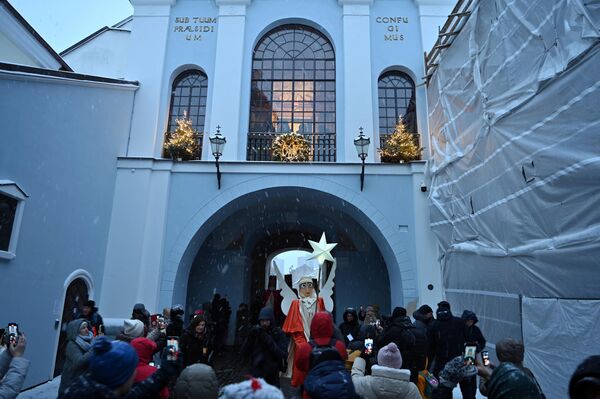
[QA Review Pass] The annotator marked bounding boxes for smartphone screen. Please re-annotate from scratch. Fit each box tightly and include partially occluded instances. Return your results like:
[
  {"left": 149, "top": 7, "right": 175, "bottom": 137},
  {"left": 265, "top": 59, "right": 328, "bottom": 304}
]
[
  {"left": 482, "top": 350, "right": 490, "bottom": 366},
  {"left": 365, "top": 338, "right": 373, "bottom": 355},
  {"left": 464, "top": 345, "right": 477, "bottom": 364},
  {"left": 8, "top": 323, "right": 18, "bottom": 345},
  {"left": 151, "top": 314, "right": 159, "bottom": 328},
  {"left": 167, "top": 337, "right": 179, "bottom": 361}
]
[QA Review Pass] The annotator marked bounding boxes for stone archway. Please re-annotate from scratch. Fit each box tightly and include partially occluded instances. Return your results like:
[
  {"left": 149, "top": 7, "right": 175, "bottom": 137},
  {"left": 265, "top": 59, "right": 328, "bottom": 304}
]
[
  {"left": 159, "top": 176, "right": 417, "bottom": 314},
  {"left": 184, "top": 187, "right": 392, "bottom": 346}
]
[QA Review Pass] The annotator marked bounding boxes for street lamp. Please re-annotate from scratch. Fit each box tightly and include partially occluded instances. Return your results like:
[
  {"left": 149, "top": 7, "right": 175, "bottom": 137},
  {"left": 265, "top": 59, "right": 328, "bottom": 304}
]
[
  {"left": 209, "top": 126, "right": 226, "bottom": 189},
  {"left": 353, "top": 127, "right": 370, "bottom": 191}
]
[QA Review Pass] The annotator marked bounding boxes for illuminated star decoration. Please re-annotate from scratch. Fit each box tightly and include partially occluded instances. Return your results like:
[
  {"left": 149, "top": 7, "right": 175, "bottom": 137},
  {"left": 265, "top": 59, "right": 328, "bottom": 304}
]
[{"left": 307, "top": 233, "right": 337, "bottom": 265}]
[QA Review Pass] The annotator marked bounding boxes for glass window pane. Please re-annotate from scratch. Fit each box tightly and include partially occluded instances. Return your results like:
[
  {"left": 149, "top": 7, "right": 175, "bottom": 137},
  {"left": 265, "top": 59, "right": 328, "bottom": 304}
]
[{"left": 248, "top": 24, "right": 336, "bottom": 160}]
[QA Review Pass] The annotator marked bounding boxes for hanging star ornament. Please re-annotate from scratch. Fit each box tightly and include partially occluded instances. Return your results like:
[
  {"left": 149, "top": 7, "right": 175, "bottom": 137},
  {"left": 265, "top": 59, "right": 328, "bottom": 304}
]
[{"left": 307, "top": 233, "right": 337, "bottom": 265}]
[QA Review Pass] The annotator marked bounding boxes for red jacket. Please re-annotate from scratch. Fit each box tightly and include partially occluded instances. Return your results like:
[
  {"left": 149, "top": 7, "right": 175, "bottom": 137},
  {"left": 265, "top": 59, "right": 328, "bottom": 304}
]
[
  {"left": 130, "top": 338, "right": 169, "bottom": 399},
  {"left": 294, "top": 312, "right": 347, "bottom": 398}
]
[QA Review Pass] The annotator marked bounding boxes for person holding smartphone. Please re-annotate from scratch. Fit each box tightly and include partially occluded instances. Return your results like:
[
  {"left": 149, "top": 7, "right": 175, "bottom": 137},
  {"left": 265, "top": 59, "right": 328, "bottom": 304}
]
[
  {"left": 0, "top": 327, "right": 29, "bottom": 399},
  {"left": 461, "top": 310, "right": 486, "bottom": 399},
  {"left": 180, "top": 314, "right": 214, "bottom": 367}
]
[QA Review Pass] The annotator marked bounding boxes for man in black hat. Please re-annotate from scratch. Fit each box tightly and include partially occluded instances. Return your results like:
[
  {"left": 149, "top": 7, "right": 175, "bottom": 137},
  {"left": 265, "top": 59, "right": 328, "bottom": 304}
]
[
  {"left": 77, "top": 300, "right": 104, "bottom": 336},
  {"left": 429, "top": 301, "right": 466, "bottom": 379}
]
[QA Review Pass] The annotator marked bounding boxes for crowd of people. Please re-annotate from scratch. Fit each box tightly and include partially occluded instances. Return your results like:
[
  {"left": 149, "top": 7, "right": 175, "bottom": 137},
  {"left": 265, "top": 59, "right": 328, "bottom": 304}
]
[{"left": 0, "top": 298, "right": 599, "bottom": 399}]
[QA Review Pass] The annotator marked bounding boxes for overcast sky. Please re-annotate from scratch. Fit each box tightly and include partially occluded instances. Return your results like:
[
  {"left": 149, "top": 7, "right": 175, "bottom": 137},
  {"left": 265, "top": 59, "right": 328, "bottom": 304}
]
[{"left": 8, "top": 0, "right": 133, "bottom": 53}]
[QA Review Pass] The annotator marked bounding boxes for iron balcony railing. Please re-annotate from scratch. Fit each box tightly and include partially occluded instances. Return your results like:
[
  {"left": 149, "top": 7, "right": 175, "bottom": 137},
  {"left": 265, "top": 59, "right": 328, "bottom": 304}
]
[{"left": 247, "top": 132, "right": 336, "bottom": 162}]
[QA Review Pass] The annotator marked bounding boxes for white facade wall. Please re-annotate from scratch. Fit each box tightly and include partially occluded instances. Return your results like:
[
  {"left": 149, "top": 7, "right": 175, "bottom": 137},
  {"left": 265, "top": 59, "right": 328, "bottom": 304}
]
[
  {"left": 0, "top": 70, "right": 136, "bottom": 388},
  {"left": 100, "top": 0, "right": 452, "bottom": 321},
  {"left": 0, "top": 30, "right": 39, "bottom": 67},
  {"left": 61, "top": 29, "right": 131, "bottom": 79}
]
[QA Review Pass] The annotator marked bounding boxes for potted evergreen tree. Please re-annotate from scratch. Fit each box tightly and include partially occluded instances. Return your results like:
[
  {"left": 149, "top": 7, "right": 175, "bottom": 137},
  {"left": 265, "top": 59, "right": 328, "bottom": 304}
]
[{"left": 378, "top": 118, "right": 423, "bottom": 163}]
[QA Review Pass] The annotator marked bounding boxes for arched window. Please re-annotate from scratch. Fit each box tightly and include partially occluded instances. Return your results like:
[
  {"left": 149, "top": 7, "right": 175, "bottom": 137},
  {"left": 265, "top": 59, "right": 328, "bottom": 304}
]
[
  {"left": 166, "top": 70, "right": 208, "bottom": 159},
  {"left": 248, "top": 24, "right": 336, "bottom": 162},
  {"left": 378, "top": 71, "right": 417, "bottom": 147}
]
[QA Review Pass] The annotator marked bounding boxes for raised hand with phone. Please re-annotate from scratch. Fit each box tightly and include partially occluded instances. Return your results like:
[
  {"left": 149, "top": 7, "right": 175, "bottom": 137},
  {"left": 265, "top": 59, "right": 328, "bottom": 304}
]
[{"left": 0, "top": 324, "right": 30, "bottom": 398}]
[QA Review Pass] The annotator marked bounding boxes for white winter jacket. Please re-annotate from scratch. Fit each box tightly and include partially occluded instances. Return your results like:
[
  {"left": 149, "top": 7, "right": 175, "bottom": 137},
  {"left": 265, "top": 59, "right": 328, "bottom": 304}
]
[{"left": 351, "top": 357, "right": 421, "bottom": 399}]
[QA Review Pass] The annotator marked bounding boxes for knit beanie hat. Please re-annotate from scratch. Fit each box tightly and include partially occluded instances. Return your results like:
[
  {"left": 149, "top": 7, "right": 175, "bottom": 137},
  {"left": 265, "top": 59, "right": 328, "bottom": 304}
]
[
  {"left": 437, "top": 301, "right": 451, "bottom": 310},
  {"left": 220, "top": 378, "right": 284, "bottom": 399},
  {"left": 124, "top": 319, "right": 144, "bottom": 338},
  {"left": 418, "top": 304, "right": 433, "bottom": 314},
  {"left": 89, "top": 337, "right": 138, "bottom": 389},
  {"left": 377, "top": 342, "right": 403, "bottom": 369}
]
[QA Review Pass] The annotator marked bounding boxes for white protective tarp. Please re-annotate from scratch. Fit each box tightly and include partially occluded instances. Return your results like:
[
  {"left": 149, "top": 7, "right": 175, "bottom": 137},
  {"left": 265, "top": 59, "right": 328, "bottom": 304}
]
[
  {"left": 522, "top": 297, "right": 600, "bottom": 399},
  {"left": 426, "top": 0, "right": 600, "bottom": 391}
]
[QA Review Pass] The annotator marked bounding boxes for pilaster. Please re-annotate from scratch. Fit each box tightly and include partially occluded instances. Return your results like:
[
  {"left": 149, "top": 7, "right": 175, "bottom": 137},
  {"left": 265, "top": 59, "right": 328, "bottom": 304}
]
[
  {"left": 207, "top": 0, "right": 252, "bottom": 160},
  {"left": 339, "top": 0, "right": 375, "bottom": 162},
  {"left": 125, "top": 0, "right": 174, "bottom": 157}
]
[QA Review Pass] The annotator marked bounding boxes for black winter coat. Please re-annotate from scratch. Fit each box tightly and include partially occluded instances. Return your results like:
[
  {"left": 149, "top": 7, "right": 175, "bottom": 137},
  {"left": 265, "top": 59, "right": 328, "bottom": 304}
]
[
  {"left": 376, "top": 316, "right": 416, "bottom": 358},
  {"left": 413, "top": 309, "right": 435, "bottom": 365},
  {"left": 241, "top": 325, "right": 288, "bottom": 381},
  {"left": 339, "top": 308, "right": 361, "bottom": 346},
  {"left": 429, "top": 310, "right": 466, "bottom": 376},
  {"left": 180, "top": 328, "right": 213, "bottom": 367},
  {"left": 462, "top": 310, "right": 486, "bottom": 352},
  {"left": 166, "top": 317, "right": 184, "bottom": 338}
]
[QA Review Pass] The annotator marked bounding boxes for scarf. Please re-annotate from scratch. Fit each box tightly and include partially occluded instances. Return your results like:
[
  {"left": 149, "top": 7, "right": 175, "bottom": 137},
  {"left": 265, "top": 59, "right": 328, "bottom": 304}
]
[{"left": 75, "top": 332, "right": 93, "bottom": 352}]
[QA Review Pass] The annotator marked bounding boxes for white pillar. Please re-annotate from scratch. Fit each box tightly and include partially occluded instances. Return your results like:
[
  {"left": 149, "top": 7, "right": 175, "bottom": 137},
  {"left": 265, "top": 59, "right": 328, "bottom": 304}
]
[
  {"left": 414, "top": 0, "right": 456, "bottom": 54},
  {"left": 339, "top": 0, "right": 375, "bottom": 163},
  {"left": 207, "top": 0, "right": 251, "bottom": 161},
  {"left": 126, "top": 0, "right": 174, "bottom": 157},
  {"left": 100, "top": 162, "right": 171, "bottom": 317},
  {"left": 411, "top": 164, "right": 443, "bottom": 308}
]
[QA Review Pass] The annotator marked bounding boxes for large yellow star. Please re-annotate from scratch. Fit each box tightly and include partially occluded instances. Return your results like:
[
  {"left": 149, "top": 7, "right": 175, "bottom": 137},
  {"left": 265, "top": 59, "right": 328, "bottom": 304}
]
[{"left": 307, "top": 233, "right": 337, "bottom": 265}]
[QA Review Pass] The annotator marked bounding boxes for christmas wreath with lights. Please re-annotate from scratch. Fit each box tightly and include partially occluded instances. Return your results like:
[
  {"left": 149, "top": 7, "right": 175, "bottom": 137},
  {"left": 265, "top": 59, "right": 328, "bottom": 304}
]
[{"left": 271, "top": 132, "right": 310, "bottom": 162}]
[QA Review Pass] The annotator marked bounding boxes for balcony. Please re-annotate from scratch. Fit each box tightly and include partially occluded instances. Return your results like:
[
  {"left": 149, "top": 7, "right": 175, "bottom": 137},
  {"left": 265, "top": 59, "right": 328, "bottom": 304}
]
[{"left": 247, "top": 132, "right": 336, "bottom": 162}]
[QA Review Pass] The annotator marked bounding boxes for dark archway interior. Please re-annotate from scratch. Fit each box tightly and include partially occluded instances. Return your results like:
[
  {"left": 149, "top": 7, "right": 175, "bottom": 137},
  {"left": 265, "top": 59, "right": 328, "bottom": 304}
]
[{"left": 186, "top": 187, "right": 391, "bottom": 344}]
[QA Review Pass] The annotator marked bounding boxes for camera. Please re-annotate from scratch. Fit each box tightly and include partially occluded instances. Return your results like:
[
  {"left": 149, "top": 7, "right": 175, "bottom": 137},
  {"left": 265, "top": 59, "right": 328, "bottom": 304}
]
[{"left": 420, "top": 182, "right": 427, "bottom": 192}]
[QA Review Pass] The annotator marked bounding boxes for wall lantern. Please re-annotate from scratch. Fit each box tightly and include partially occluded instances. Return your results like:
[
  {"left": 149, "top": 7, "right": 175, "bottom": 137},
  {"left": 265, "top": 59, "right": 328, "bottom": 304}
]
[
  {"left": 209, "top": 126, "right": 226, "bottom": 189},
  {"left": 353, "top": 127, "right": 370, "bottom": 191}
]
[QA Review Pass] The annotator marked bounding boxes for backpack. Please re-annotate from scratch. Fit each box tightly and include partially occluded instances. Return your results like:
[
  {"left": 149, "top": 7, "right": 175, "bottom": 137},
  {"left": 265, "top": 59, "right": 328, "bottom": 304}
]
[{"left": 304, "top": 339, "right": 359, "bottom": 399}]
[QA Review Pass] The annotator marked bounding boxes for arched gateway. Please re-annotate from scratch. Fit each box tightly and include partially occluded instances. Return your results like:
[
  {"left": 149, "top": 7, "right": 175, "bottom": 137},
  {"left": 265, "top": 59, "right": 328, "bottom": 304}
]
[{"left": 159, "top": 176, "right": 418, "bottom": 333}]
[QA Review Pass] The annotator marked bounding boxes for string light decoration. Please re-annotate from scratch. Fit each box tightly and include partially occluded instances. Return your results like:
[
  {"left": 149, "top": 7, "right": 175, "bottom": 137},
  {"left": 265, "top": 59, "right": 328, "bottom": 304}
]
[
  {"left": 378, "top": 118, "right": 423, "bottom": 163},
  {"left": 271, "top": 132, "right": 310, "bottom": 162},
  {"left": 163, "top": 112, "right": 200, "bottom": 161}
]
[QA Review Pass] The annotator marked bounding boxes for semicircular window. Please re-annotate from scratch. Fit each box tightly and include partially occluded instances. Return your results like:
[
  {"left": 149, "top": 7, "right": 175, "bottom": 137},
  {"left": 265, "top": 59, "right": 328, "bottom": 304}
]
[
  {"left": 378, "top": 71, "right": 417, "bottom": 148},
  {"left": 165, "top": 70, "right": 208, "bottom": 159},
  {"left": 248, "top": 24, "right": 336, "bottom": 162}
]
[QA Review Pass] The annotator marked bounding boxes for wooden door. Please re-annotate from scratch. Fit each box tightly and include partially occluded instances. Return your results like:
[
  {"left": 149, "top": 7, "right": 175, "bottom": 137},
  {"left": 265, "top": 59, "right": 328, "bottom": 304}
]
[{"left": 53, "top": 278, "right": 88, "bottom": 377}]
